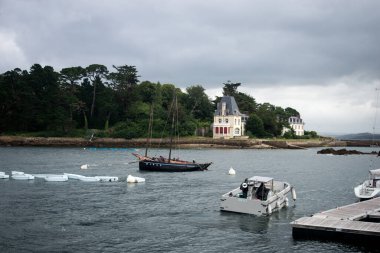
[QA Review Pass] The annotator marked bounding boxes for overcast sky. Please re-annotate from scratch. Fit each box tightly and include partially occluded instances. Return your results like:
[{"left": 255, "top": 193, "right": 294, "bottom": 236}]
[{"left": 1, "top": 0, "right": 380, "bottom": 134}]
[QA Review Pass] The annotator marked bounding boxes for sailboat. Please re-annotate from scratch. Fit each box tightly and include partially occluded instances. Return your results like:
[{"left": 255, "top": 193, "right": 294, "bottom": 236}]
[{"left": 132, "top": 94, "right": 212, "bottom": 172}]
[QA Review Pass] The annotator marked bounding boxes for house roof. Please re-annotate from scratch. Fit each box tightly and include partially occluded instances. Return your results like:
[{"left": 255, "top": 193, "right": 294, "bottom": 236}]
[{"left": 214, "top": 96, "right": 247, "bottom": 116}]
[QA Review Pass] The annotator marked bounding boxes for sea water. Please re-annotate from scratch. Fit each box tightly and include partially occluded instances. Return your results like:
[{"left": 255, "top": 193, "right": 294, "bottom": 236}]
[{"left": 0, "top": 146, "right": 379, "bottom": 252}]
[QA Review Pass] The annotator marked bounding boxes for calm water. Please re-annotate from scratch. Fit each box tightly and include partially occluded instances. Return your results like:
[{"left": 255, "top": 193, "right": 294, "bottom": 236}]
[{"left": 0, "top": 146, "right": 379, "bottom": 252}]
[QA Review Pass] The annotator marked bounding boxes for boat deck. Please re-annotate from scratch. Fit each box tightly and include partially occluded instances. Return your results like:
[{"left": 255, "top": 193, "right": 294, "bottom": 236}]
[{"left": 291, "top": 197, "right": 380, "bottom": 245}]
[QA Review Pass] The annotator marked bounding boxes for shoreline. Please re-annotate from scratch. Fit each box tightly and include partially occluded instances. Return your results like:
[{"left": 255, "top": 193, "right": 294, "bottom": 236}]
[{"left": 0, "top": 136, "right": 373, "bottom": 149}]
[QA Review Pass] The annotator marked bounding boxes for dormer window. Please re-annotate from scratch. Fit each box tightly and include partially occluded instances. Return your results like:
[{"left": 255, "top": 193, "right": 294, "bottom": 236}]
[
  {"left": 218, "top": 118, "right": 222, "bottom": 123},
  {"left": 225, "top": 119, "right": 228, "bottom": 123}
]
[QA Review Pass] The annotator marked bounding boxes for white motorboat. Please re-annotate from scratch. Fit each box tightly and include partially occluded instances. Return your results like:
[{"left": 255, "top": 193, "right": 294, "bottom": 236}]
[
  {"left": 44, "top": 174, "right": 68, "bottom": 182},
  {"left": 354, "top": 169, "right": 380, "bottom": 200},
  {"left": 220, "top": 176, "right": 296, "bottom": 216},
  {"left": 0, "top": 172, "right": 9, "bottom": 179},
  {"left": 12, "top": 173, "right": 34, "bottom": 180},
  {"left": 95, "top": 176, "right": 118, "bottom": 182},
  {"left": 64, "top": 173, "right": 86, "bottom": 180}
]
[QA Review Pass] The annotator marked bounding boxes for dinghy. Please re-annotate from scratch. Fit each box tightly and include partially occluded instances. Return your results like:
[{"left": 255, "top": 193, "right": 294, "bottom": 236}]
[
  {"left": 0, "top": 172, "right": 9, "bottom": 179},
  {"left": 220, "top": 176, "right": 296, "bottom": 216},
  {"left": 11, "top": 171, "right": 24, "bottom": 175},
  {"left": 12, "top": 173, "right": 34, "bottom": 180},
  {"left": 44, "top": 174, "right": 68, "bottom": 182},
  {"left": 33, "top": 174, "right": 51, "bottom": 179},
  {"left": 64, "top": 173, "right": 86, "bottom": 180},
  {"left": 79, "top": 176, "right": 100, "bottom": 182}
]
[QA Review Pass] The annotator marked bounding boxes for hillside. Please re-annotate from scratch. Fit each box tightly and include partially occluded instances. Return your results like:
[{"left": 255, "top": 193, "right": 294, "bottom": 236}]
[{"left": 335, "top": 132, "right": 380, "bottom": 140}]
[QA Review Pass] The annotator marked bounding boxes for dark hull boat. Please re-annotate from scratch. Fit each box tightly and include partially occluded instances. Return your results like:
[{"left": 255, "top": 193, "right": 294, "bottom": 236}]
[
  {"left": 133, "top": 154, "right": 211, "bottom": 172},
  {"left": 133, "top": 94, "right": 212, "bottom": 172}
]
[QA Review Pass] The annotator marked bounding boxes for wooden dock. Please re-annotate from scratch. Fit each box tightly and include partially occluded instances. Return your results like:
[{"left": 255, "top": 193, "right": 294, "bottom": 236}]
[{"left": 291, "top": 197, "right": 380, "bottom": 246}]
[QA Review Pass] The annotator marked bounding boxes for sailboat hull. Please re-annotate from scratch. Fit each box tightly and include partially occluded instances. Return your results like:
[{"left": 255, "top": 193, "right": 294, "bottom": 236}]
[{"left": 139, "top": 160, "right": 211, "bottom": 172}]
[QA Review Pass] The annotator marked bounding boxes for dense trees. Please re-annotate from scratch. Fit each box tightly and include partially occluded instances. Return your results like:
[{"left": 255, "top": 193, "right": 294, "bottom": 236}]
[{"left": 0, "top": 64, "right": 310, "bottom": 139}]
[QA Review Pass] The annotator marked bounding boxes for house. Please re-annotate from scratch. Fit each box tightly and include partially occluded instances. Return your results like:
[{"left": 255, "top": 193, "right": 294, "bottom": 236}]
[
  {"left": 282, "top": 116, "right": 305, "bottom": 136},
  {"left": 213, "top": 96, "right": 248, "bottom": 139}
]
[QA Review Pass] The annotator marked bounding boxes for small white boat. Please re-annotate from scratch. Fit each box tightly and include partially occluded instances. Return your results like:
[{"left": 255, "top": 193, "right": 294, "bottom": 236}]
[
  {"left": 79, "top": 176, "right": 100, "bottom": 182},
  {"left": 354, "top": 169, "right": 380, "bottom": 200},
  {"left": 127, "top": 175, "right": 145, "bottom": 183},
  {"left": 80, "top": 164, "right": 89, "bottom": 169},
  {"left": 44, "top": 174, "right": 68, "bottom": 182},
  {"left": 64, "top": 173, "right": 86, "bottom": 180},
  {"left": 0, "top": 172, "right": 9, "bottom": 179},
  {"left": 220, "top": 176, "right": 296, "bottom": 216},
  {"left": 95, "top": 176, "right": 118, "bottom": 182},
  {"left": 12, "top": 173, "right": 35, "bottom": 180}
]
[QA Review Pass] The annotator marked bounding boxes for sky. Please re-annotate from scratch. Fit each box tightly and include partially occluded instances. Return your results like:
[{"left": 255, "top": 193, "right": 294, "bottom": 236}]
[{"left": 1, "top": 0, "right": 380, "bottom": 134}]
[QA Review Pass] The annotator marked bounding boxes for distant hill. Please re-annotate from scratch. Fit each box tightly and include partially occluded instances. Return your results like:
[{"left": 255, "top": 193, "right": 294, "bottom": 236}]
[{"left": 335, "top": 132, "right": 380, "bottom": 140}]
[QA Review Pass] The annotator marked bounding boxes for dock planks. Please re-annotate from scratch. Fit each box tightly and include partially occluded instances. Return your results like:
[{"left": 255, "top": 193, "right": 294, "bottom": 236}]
[{"left": 291, "top": 197, "right": 380, "bottom": 245}]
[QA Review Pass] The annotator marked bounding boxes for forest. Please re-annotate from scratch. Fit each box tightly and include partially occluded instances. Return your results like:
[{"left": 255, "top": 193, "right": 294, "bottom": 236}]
[{"left": 0, "top": 64, "right": 317, "bottom": 139}]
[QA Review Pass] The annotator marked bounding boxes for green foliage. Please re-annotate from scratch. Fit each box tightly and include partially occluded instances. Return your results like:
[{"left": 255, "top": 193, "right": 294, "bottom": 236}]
[
  {"left": 0, "top": 64, "right": 314, "bottom": 139},
  {"left": 246, "top": 113, "right": 266, "bottom": 137}
]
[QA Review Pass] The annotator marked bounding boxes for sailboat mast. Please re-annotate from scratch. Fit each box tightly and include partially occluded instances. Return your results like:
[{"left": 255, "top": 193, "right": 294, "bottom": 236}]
[
  {"left": 145, "top": 103, "right": 154, "bottom": 157},
  {"left": 168, "top": 95, "right": 177, "bottom": 162}
]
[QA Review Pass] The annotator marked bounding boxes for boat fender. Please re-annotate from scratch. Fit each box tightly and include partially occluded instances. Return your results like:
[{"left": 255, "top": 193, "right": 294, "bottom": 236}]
[
  {"left": 285, "top": 197, "right": 289, "bottom": 207},
  {"left": 242, "top": 183, "right": 248, "bottom": 188},
  {"left": 291, "top": 187, "right": 297, "bottom": 201},
  {"left": 267, "top": 204, "right": 272, "bottom": 215},
  {"left": 276, "top": 200, "right": 281, "bottom": 208}
]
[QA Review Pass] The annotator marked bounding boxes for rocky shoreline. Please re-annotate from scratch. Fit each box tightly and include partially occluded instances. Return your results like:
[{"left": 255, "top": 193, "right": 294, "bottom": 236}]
[{"left": 0, "top": 135, "right": 367, "bottom": 149}]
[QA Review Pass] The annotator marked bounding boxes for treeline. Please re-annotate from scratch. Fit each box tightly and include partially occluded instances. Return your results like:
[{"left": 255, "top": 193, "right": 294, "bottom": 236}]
[{"left": 0, "top": 64, "right": 314, "bottom": 139}]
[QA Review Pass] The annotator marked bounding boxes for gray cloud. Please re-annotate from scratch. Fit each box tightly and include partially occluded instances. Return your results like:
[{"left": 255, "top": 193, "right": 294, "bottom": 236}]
[{"left": 1, "top": 0, "right": 380, "bottom": 133}]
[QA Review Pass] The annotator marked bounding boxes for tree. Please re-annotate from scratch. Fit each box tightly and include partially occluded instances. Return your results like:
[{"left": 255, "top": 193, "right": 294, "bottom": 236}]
[
  {"left": 59, "top": 66, "right": 86, "bottom": 129},
  {"left": 184, "top": 85, "right": 213, "bottom": 121},
  {"left": 285, "top": 107, "right": 300, "bottom": 118},
  {"left": 108, "top": 65, "right": 140, "bottom": 114},
  {"left": 246, "top": 113, "right": 265, "bottom": 137},
  {"left": 85, "top": 64, "right": 108, "bottom": 118},
  {"left": 222, "top": 80, "right": 241, "bottom": 96}
]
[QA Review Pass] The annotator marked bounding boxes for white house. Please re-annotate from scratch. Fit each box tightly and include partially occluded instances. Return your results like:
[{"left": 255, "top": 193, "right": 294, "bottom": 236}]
[
  {"left": 213, "top": 96, "right": 248, "bottom": 139},
  {"left": 282, "top": 116, "right": 305, "bottom": 136}
]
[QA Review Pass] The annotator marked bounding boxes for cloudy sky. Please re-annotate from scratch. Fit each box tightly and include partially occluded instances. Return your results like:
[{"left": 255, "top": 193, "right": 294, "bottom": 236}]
[{"left": 1, "top": 0, "right": 380, "bottom": 134}]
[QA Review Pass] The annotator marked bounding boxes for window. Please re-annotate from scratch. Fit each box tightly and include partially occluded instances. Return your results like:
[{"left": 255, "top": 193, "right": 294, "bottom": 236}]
[
  {"left": 218, "top": 118, "right": 222, "bottom": 123},
  {"left": 235, "top": 128, "right": 240, "bottom": 135},
  {"left": 215, "top": 127, "right": 219, "bottom": 134},
  {"left": 225, "top": 119, "right": 228, "bottom": 123},
  {"left": 224, "top": 127, "right": 227, "bottom": 134}
]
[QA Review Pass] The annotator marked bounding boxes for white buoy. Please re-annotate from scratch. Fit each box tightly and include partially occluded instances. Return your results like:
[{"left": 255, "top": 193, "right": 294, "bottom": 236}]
[
  {"left": 127, "top": 175, "right": 145, "bottom": 183},
  {"left": 285, "top": 197, "right": 289, "bottom": 207},
  {"left": 228, "top": 167, "right": 236, "bottom": 175},
  {"left": 80, "top": 164, "right": 89, "bottom": 170},
  {"left": 291, "top": 187, "right": 297, "bottom": 201}
]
